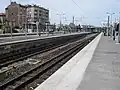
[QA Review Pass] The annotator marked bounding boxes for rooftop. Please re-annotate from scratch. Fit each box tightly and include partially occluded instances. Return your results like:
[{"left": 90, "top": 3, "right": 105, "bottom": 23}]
[
  {"left": 26, "top": 4, "right": 49, "bottom": 11},
  {"left": 0, "top": 13, "right": 5, "bottom": 16}
]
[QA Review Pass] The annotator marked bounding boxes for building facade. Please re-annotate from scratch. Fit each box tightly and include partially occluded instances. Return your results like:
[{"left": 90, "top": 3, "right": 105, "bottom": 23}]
[
  {"left": 27, "top": 5, "right": 49, "bottom": 24},
  {"left": 5, "top": 2, "right": 27, "bottom": 29},
  {"left": 0, "top": 13, "right": 6, "bottom": 29},
  {"left": 27, "top": 5, "right": 49, "bottom": 32},
  {"left": 5, "top": 2, "right": 49, "bottom": 33},
  {"left": 0, "top": 13, "right": 6, "bottom": 23}
]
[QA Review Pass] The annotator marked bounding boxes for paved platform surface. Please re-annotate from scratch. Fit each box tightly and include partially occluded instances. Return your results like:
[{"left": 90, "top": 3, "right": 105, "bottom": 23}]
[
  {"left": 35, "top": 33, "right": 102, "bottom": 90},
  {"left": 77, "top": 36, "right": 120, "bottom": 90}
]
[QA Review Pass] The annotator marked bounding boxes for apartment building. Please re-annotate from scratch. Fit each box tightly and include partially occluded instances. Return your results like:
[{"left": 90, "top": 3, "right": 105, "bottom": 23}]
[
  {"left": 5, "top": 2, "right": 27, "bottom": 29},
  {"left": 0, "top": 13, "right": 6, "bottom": 29},
  {"left": 27, "top": 5, "right": 49, "bottom": 24},
  {"left": 27, "top": 5, "right": 49, "bottom": 32},
  {"left": 5, "top": 2, "right": 49, "bottom": 32}
]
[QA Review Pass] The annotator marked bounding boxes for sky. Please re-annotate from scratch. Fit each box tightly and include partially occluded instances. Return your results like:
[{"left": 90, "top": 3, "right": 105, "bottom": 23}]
[{"left": 1, "top": 0, "right": 120, "bottom": 26}]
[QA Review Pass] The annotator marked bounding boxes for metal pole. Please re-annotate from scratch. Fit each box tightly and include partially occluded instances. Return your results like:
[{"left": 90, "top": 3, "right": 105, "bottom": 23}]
[
  {"left": 36, "top": 22, "right": 39, "bottom": 36},
  {"left": 118, "top": 17, "right": 120, "bottom": 43},
  {"left": 46, "top": 23, "right": 48, "bottom": 35},
  {"left": 107, "top": 16, "right": 110, "bottom": 36},
  {"left": 25, "top": 16, "right": 28, "bottom": 37},
  {"left": 113, "top": 25, "right": 115, "bottom": 40},
  {"left": 111, "top": 14, "right": 114, "bottom": 38},
  {"left": 113, "top": 18, "right": 117, "bottom": 40},
  {"left": 46, "top": 23, "right": 49, "bottom": 36},
  {"left": 25, "top": 23, "right": 27, "bottom": 36},
  {"left": 113, "top": 19, "right": 115, "bottom": 40},
  {"left": 57, "top": 13, "right": 65, "bottom": 32},
  {"left": 60, "top": 15, "right": 62, "bottom": 31},
  {"left": 10, "top": 22, "right": 12, "bottom": 37},
  {"left": 37, "top": 24, "right": 39, "bottom": 36},
  {"left": 111, "top": 14, "right": 112, "bottom": 37},
  {"left": 73, "top": 16, "right": 75, "bottom": 24},
  {"left": 46, "top": 23, "right": 47, "bottom": 32},
  {"left": 107, "top": 12, "right": 115, "bottom": 36}
]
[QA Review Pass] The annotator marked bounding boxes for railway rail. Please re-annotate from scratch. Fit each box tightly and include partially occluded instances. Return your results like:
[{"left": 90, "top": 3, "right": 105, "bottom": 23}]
[
  {"left": 0, "top": 34, "right": 98, "bottom": 90},
  {"left": 0, "top": 34, "right": 88, "bottom": 68}
]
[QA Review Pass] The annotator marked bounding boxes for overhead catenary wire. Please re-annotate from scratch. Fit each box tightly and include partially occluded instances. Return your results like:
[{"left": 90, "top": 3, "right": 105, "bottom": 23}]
[
  {"left": 71, "top": 0, "right": 103, "bottom": 25},
  {"left": 71, "top": 0, "right": 88, "bottom": 15},
  {"left": 70, "top": 0, "right": 90, "bottom": 25}
]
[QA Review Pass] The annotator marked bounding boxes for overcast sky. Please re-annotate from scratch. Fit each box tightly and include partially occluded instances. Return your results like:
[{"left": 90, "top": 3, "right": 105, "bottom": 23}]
[{"left": 1, "top": 0, "right": 120, "bottom": 26}]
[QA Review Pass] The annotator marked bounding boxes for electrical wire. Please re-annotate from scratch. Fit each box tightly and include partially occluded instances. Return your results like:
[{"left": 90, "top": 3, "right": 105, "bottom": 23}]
[{"left": 71, "top": 0, "right": 88, "bottom": 15}]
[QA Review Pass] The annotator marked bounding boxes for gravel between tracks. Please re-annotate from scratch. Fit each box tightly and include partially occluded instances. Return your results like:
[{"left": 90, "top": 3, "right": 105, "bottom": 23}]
[
  {"left": 0, "top": 37, "right": 84, "bottom": 86},
  {"left": 22, "top": 48, "right": 78, "bottom": 90}
]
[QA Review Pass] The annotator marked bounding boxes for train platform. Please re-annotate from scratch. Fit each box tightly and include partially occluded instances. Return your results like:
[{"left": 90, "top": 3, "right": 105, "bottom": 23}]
[
  {"left": 77, "top": 35, "right": 120, "bottom": 90},
  {"left": 0, "top": 32, "right": 89, "bottom": 45},
  {"left": 35, "top": 33, "right": 120, "bottom": 90}
]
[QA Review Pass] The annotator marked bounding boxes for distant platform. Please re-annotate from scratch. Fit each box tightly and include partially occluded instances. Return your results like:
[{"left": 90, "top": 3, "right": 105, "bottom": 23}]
[
  {"left": 0, "top": 32, "right": 90, "bottom": 46},
  {"left": 35, "top": 33, "right": 102, "bottom": 90}
]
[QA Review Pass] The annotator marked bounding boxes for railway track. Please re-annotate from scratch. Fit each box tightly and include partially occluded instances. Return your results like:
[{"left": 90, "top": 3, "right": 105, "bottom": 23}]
[
  {"left": 0, "top": 34, "right": 97, "bottom": 90},
  {"left": 0, "top": 34, "right": 87, "bottom": 68}
]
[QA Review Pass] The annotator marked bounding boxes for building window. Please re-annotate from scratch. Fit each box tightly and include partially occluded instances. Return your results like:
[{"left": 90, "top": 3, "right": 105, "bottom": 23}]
[
  {"left": 39, "top": 14, "right": 41, "bottom": 16},
  {"left": 35, "top": 9, "right": 37, "bottom": 12},
  {"left": 39, "top": 10, "right": 42, "bottom": 13},
  {"left": 20, "top": 11, "right": 22, "bottom": 15}
]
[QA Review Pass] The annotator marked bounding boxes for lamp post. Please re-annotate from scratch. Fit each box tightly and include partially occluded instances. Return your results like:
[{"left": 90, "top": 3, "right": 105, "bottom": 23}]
[
  {"left": 56, "top": 13, "right": 65, "bottom": 31},
  {"left": 101, "top": 21, "right": 108, "bottom": 35},
  {"left": 10, "top": 22, "right": 12, "bottom": 37},
  {"left": 107, "top": 15, "right": 110, "bottom": 36},
  {"left": 25, "top": 16, "right": 29, "bottom": 36},
  {"left": 63, "top": 17, "right": 70, "bottom": 33},
  {"left": 107, "top": 12, "right": 115, "bottom": 37},
  {"left": 118, "top": 13, "right": 120, "bottom": 43},
  {"left": 18, "top": 14, "right": 28, "bottom": 37},
  {"left": 9, "top": 13, "right": 15, "bottom": 38},
  {"left": 36, "top": 21, "right": 39, "bottom": 36},
  {"left": 9, "top": 19, "right": 15, "bottom": 38},
  {"left": 5, "top": 19, "right": 9, "bottom": 34}
]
